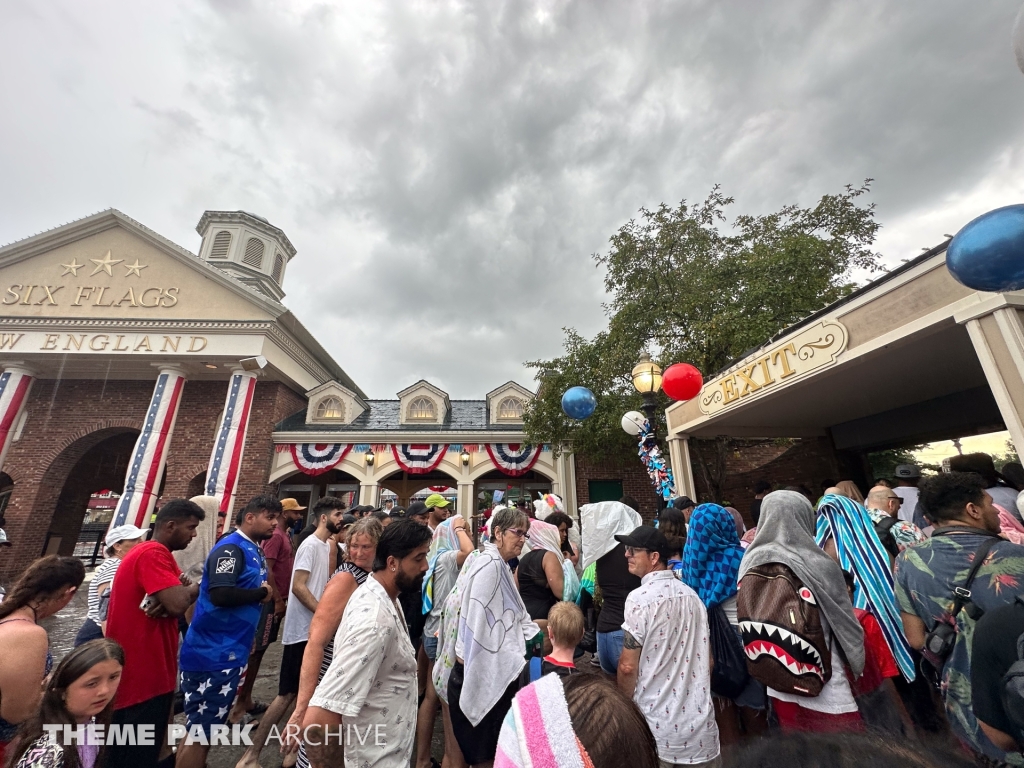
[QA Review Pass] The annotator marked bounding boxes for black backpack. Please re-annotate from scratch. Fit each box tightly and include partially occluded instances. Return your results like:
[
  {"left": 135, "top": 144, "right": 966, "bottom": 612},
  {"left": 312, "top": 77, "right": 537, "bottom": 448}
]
[
  {"left": 873, "top": 515, "right": 900, "bottom": 559},
  {"left": 1000, "top": 597, "right": 1024, "bottom": 741}
]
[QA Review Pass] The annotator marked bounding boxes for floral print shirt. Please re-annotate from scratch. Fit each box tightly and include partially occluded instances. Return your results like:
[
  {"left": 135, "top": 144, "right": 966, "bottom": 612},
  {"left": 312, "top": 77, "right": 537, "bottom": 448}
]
[
  {"left": 865, "top": 508, "right": 926, "bottom": 553},
  {"left": 894, "top": 531, "right": 1024, "bottom": 761}
]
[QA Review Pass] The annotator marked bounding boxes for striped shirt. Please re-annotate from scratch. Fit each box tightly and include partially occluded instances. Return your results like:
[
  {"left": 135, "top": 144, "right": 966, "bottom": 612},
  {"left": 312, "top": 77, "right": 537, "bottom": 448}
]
[{"left": 87, "top": 558, "right": 121, "bottom": 624}]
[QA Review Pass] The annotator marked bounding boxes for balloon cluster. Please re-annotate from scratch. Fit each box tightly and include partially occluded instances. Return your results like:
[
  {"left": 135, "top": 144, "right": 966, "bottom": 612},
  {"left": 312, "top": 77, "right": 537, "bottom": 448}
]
[{"left": 635, "top": 416, "right": 675, "bottom": 501}]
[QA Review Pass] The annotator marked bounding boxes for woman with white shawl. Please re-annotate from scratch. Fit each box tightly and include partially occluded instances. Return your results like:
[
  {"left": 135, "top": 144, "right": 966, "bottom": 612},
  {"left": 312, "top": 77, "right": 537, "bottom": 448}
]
[
  {"left": 434, "top": 506, "right": 541, "bottom": 767},
  {"left": 517, "top": 519, "right": 581, "bottom": 621}
]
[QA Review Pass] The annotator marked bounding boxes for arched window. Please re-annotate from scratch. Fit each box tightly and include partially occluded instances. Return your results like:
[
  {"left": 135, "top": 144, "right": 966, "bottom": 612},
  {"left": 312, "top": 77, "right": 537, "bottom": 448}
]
[
  {"left": 315, "top": 397, "right": 343, "bottom": 420},
  {"left": 209, "top": 231, "right": 232, "bottom": 259},
  {"left": 497, "top": 397, "right": 525, "bottom": 420},
  {"left": 242, "top": 237, "right": 266, "bottom": 268},
  {"left": 408, "top": 397, "right": 436, "bottom": 421},
  {"left": 272, "top": 252, "right": 285, "bottom": 282}
]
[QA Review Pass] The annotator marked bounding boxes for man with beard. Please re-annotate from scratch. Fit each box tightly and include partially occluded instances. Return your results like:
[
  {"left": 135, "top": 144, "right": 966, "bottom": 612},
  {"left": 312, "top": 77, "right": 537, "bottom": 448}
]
[
  {"left": 305, "top": 520, "right": 432, "bottom": 768},
  {"left": 176, "top": 496, "right": 279, "bottom": 768},
  {"left": 236, "top": 496, "right": 347, "bottom": 768}
]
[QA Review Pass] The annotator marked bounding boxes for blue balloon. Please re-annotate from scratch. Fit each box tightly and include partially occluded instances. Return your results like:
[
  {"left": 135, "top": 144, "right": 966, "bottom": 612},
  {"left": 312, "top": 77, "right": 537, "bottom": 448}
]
[
  {"left": 947, "top": 204, "right": 1024, "bottom": 292},
  {"left": 561, "top": 386, "right": 597, "bottom": 420}
]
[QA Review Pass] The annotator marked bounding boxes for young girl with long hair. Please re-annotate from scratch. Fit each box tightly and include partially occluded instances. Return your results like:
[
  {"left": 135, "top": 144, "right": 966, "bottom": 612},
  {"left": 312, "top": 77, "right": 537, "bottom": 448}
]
[{"left": 7, "top": 638, "right": 124, "bottom": 768}]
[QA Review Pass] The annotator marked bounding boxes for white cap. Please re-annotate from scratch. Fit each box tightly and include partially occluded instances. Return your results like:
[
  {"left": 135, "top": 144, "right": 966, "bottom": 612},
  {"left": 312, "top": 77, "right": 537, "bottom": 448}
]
[
  {"left": 105, "top": 524, "right": 146, "bottom": 547},
  {"left": 0, "top": 528, "right": 9, "bottom": 546}
]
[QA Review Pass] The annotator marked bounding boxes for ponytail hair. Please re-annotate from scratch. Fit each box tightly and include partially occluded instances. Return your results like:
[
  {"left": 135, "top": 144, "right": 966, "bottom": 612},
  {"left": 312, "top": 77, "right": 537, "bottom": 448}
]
[{"left": 0, "top": 555, "right": 85, "bottom": 621}]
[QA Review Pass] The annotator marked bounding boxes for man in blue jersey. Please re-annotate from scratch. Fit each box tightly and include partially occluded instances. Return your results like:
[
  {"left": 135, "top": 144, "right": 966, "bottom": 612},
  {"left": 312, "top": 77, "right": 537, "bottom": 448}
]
[{"left": 175, "top": 495, "right": 281, "bottom": 768}]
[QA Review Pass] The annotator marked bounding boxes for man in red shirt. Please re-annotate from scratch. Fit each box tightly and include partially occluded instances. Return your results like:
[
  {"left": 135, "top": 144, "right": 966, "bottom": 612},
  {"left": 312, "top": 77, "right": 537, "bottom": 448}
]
[{"left": 105, "top": 498, "right": 205, "bottom": 768}]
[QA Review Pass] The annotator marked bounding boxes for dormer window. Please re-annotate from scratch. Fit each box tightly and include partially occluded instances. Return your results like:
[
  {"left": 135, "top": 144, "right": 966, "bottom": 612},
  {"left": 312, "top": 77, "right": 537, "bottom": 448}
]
[
  {"left": 315, "top": 396, "right": 343, "bottom": 420},
  {"left": 408, "top": 397, "right": 436, "bottom": 421},
  {"left": 497, "top": 397, "right": 525, "bottom": 420}
]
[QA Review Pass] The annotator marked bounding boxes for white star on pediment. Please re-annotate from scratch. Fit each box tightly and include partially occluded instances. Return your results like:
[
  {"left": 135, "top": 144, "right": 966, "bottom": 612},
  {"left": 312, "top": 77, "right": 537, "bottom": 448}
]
[
  {"left": 123, "top": 259, "right": 147, "bottom": 277},
  {"left": 90, "top": 251, "right": 123, "bottom": 276},
  {"left": 60, "top": 259, "right": 83, "bottom": 276}
]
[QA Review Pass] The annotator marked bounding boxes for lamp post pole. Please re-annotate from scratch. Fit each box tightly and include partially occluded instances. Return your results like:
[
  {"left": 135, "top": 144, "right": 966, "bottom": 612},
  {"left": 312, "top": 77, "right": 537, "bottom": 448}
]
[{"left": 631, "top": 353, "right": 668, "bottom": 512}]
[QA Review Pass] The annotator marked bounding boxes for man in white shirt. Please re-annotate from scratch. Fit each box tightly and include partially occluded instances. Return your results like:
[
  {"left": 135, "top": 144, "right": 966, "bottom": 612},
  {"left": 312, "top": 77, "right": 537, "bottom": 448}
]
[
  {"left": 616, "top": 526, "right": 720, "bottom": 768},
  {"left": 308, "top": 519, "right": 433, "bottom": 768},
  {"left": 235, "top": 496, "right": 347, "bottom": 768}
]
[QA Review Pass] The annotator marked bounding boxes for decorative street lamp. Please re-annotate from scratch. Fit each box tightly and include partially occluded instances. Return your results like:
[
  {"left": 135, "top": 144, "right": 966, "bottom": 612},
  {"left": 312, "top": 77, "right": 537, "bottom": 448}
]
[
  {"left": 461, "top": 449, "right": 470, "bottom": 466},
  {"left": 631, "top": 352, "right": 664, "bottom": 426},
  {"left": 364, "top": 449, "right": 375, "bottom": 466}
]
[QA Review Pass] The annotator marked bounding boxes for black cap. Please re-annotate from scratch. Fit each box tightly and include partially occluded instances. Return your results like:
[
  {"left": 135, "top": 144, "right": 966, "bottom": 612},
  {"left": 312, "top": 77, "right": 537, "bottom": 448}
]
[
  {"left": 342, "top": 514, "right": 358, "bottom": 527},
  {"left": 671, "top": 496, "right": 695, "bottom": 510},
  {"left": 615, "top": 526, "right": 672, "bottom": 560},
  {"left": 407, "top": 501, "right": 428, "bottom": 518}
]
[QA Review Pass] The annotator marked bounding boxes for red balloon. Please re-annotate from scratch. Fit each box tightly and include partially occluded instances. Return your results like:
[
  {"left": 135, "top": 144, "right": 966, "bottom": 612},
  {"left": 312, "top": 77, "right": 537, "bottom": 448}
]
[{"left": 662, "top": 363, "right": 703, "bottom": 401}]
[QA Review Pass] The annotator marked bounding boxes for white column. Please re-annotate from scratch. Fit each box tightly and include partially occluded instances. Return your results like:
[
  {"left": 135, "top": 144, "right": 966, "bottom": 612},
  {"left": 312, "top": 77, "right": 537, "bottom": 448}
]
[
  {"left": 668, "top": 436, "right": 696, "bottom": 499},
  {"left": 206, "top": 370, "right": 258, "bottom": 536},
  {"left": 457, "top": 482, "right": 475, "bottom": 521},
  {"left": 359, "top": 482, "right": 379, "bottom": 507},
  {"left": 110, "top": 366, "right": 187, "bottom": 530},
  {"left": 0, "top": 363, "right": 34, "bottom": 475}
]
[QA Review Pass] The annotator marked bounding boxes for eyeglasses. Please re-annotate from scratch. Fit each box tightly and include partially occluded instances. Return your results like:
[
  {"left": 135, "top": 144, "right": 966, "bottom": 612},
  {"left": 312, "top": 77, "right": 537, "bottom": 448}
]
[
  {"left": 506, "top": 528, "right": 528, "bottom": 540},
  {"left": 625, "top": 546, "right": 649, "bottom": 556}
]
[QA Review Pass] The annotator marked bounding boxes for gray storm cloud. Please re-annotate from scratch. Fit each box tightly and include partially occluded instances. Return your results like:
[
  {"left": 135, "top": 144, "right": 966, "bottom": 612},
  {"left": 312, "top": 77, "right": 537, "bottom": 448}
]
[{"left": 1, "top": 0, "right": 1022, "bottom": 396}]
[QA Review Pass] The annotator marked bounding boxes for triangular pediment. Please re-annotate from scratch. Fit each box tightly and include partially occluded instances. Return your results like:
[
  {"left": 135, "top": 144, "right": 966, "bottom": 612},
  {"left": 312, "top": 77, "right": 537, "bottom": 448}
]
[
  {"left": 397, "top": 380, "right": 450, "bottom": 425},
  {"left": 0, "top": 210, "right": 285, "bottom": 323},
  {"left": 305, "top": 380, "right": 367, "bottom": 424},
  {"left": 486, "top": 381, "right": 533, "bottom": 424}
]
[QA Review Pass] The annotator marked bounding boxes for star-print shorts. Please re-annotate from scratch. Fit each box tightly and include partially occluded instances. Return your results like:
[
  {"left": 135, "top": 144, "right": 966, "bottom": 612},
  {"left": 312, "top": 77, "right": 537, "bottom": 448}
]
[{"left": 181, "top": 666, "right": 246, "bottom": 738}]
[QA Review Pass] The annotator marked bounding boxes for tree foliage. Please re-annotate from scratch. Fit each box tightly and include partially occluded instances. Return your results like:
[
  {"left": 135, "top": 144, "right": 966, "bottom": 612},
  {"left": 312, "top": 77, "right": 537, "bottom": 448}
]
[{"left": 525, "top": 182, "right": 882, "bottom": 463}]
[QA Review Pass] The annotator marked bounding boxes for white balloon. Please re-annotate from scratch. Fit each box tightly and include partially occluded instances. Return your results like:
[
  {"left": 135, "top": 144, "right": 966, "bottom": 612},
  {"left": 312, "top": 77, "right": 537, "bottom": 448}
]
[
  {"left": 621, "top": 410, "right": 647, "bottom": 436},
  {"left": 1015, "top": 2, "right": 1024, "bottom": 75}
]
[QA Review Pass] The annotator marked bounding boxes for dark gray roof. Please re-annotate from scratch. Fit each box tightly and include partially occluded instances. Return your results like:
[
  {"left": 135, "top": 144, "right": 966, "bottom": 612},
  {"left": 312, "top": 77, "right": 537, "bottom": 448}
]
[{"left": 275, "top": 400, "right": 525, "bottom": 433}]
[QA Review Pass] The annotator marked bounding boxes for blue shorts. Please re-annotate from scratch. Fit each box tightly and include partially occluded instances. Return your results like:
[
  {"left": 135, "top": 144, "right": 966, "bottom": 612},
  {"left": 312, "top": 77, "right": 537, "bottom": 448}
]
[
  {"left": 181, "top": 666, "right": 246, "bottom": 738},
  {"left": 423, "top": 635, "right": 439, "bottom": 661}
]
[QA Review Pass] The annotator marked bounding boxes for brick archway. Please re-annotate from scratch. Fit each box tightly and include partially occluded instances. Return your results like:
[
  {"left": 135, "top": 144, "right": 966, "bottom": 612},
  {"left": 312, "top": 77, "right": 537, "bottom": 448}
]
[{"left": 2, "top": 425, "right": 140, "bottom": 578}]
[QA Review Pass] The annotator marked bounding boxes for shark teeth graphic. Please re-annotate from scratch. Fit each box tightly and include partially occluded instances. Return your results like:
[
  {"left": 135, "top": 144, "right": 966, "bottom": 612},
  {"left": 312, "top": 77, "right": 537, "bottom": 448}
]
[{"left": 739, "top": 620, "right": 824, "bottom": 678}]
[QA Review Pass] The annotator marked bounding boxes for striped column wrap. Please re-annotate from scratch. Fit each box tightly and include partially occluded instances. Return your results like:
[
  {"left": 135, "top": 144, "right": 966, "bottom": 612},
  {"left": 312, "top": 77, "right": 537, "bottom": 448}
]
[
  {"left": 206, "top": 371, "right": 258, "bottom": 536},
  {"left": 0, "top": 367, "right": 34, "bottom": 474},
  {"left": 109, "top": 369, "right": 186, "bottom": 530}
]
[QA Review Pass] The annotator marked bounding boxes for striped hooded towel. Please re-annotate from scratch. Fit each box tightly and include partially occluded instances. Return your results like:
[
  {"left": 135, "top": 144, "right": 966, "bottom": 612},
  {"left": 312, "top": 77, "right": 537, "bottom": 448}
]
[
  {"left": 495, "top": 672, "right": 594, "bottom": 768},
  {"left": 815, "top": 493, "right": 915, "bottom": 681},
  {"left": 422, "top": 518, "right": 460, "bottom": 614}
]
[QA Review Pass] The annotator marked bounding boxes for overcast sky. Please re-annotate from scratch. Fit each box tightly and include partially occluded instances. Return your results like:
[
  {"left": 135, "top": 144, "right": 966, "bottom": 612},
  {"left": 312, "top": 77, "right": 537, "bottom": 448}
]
[{"left": 2, "top": 1, "right": 1023, "bottom": 398}]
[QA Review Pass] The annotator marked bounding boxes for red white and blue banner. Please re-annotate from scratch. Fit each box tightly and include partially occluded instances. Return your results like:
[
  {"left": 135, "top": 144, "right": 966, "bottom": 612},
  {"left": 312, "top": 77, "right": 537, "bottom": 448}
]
[
  {"left": 485, "top": 443, "right": 542, "bottom": 477},
  {"left": 110, "top": 370, "right": 186, "bottom": 530},
  {"left": 0, "top": 367, "right": 33, "bottom": 474},
  {"left": 391, "top": 444, "right": 449, "bottom": 474},
  {"left": 290, "top": 443, "right": 352, "bottom": 476},
  {"left": 206, "top": 371, "right": 258, "bottom": 533}
]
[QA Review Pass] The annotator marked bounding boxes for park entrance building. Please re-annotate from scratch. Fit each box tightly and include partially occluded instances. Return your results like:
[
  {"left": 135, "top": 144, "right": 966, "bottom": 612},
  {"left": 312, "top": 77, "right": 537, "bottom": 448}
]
[{"left": 664, "top": 241, "right": 1024, "bottom": 506}]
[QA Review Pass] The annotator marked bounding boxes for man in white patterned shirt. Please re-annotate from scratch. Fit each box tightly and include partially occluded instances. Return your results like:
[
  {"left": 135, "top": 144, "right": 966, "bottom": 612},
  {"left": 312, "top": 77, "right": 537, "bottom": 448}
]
[
  {"left": 306, "top": 519, "right": 432, "bottom": 768},
  {"left": 616, "top": 526, "right": 720, "bottom": 768}
]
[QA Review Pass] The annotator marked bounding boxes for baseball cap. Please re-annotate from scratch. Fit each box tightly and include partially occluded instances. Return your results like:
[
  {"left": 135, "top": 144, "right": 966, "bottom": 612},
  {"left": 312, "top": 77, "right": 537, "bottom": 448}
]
[
  {"left": 671, "top": 496, "right": 696, "bottom": 510},
  {"left": 425, "top": 493, "right": 450, "bottom": 509},
  {"left": 105, "top": 524, "right": 147, "bottom": 548},
  {"left": 894, "top": 465, "right": 921, "bottom": 479},
  {"left": 280, "top": 498, "right": 307, "bottom": 512},
  {"left": 407, "top": 501, "right": 429, "bottom": 518},
  {"left": 615, "top": 525, "right": 672, "bottom": 560},
  {"left": 341, "top": 514, "right": 358, "bottom": 527}
]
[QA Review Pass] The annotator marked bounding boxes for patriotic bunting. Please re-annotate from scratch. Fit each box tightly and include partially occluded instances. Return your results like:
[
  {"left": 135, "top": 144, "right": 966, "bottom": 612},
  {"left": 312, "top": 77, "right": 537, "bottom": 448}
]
[
  {"left": 290, "top": 443, "right": 353, "bottom": 475},
  {"left": 206, "top": 372, "right": 258, "bottom": 533},
  {"left": 0, "top": 368, "right": 33, "bottom": 474},
  {"left": 110, "top": 370, "right": 186, "bottom": 530},
  {"left": 391, "top": 444, "right": 448, "bottom": 474},
  {"left": 485, "top": 443, "right": 542, "bottom": 477}
]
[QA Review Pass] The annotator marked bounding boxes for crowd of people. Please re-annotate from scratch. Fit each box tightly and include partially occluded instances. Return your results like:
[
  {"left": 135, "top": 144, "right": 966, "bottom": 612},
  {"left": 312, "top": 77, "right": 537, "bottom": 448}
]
[{"left": 3, "top": 454, "right": 1024, "bottom": 767}]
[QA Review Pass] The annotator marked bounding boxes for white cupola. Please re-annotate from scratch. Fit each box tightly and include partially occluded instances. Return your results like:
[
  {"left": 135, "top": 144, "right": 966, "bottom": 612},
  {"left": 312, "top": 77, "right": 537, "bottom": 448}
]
[{"left": 195, "top": 210, "right": 297, "bottom": 301}]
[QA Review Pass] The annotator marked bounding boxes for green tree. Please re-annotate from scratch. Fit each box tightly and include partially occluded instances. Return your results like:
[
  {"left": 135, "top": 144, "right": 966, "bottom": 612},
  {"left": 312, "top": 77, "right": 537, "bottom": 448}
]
[{"left": 525, "top": 183, "right": 883, "bottom": 491}]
